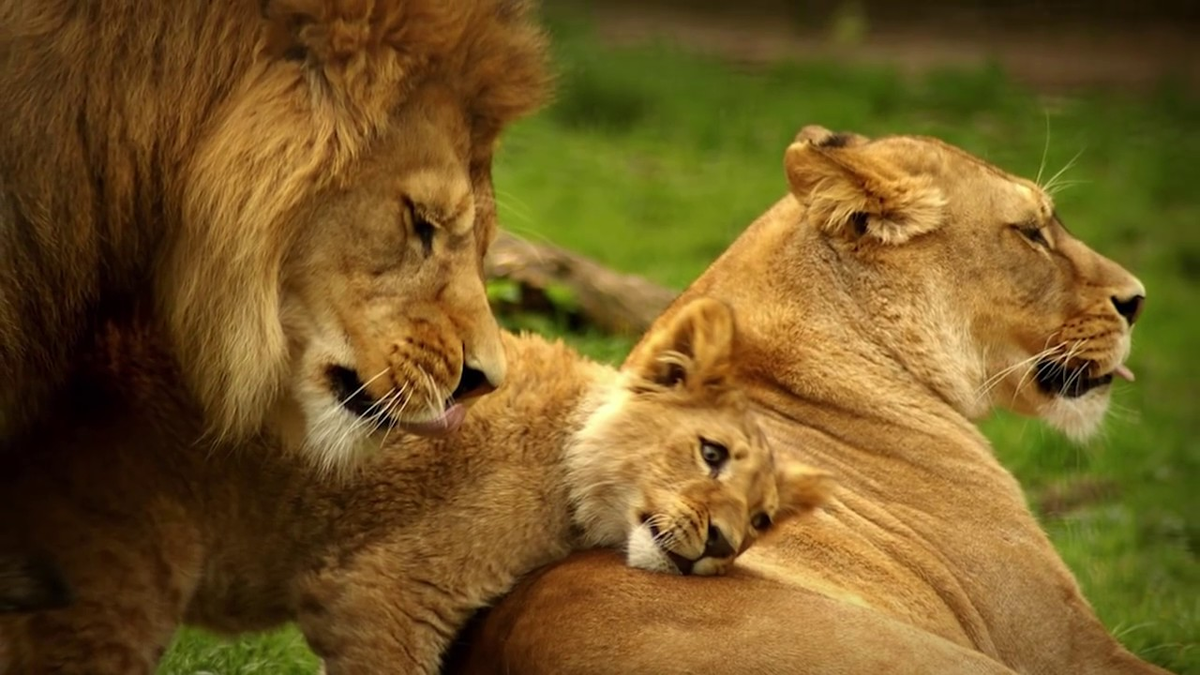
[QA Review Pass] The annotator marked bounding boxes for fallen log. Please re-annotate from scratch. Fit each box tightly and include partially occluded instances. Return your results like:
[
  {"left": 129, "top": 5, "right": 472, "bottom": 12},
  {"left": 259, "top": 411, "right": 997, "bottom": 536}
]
[{"left": 484, "top": 230, "right": 677, "bottom": 336}]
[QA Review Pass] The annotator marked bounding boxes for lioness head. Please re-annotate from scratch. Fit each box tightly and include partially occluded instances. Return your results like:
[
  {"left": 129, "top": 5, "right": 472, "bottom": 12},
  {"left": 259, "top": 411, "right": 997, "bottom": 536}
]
[
  {"left": 163, "top": 0, "right": 551, "bottom": 470},
  {"left": 569, "top": 298, "right": 834, "bottom": 576},
  {"left": 783, "top": 125, "right": 1145, "bottom": 440}
]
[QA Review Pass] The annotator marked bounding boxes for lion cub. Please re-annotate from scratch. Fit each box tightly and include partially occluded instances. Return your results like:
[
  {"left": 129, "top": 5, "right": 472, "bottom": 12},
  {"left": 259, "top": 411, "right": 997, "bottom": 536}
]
[{"left": 0, "top": 298, "right": 831, "bottom": 674}]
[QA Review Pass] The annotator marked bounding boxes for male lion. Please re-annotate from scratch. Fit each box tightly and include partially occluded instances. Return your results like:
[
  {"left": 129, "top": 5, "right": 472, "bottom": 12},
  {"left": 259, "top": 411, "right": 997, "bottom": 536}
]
[
  {"left": 447, "top": 127, "right": 1169, "bottom": 675},
  {"left": 0, "top": 0, "right": 549, "bottom": 468},
  {"left": 0, "top": 557, "right": 69, "bottom": 615},
  {"left": 0, "top": 299, "right": 833, "bottom": 674}
]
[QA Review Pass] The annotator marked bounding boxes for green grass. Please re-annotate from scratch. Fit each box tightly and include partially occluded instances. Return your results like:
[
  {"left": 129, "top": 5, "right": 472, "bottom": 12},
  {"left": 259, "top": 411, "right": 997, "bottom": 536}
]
[{"left": 163, "top": 13, "right": 1199, "bottom": 675}]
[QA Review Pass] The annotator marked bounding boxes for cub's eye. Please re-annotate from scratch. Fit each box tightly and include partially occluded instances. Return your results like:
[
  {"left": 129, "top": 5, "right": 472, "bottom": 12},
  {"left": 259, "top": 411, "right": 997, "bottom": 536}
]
[
  {"left": 751, "top": 513, "right": 772, "bottom": 531},
  {"left": 1015, "top": 224, "right": 1048, "bottom": 247},
  {"left": 699, "top": 439, "right": 729, "bottom": 469}
]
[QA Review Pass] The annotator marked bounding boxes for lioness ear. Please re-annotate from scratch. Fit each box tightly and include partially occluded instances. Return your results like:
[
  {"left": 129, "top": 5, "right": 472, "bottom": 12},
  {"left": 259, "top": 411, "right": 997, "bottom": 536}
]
[
  {"left": 794, "top": 124, "right": 871, "bottom": 149},
  {"left": 775, "top": 457, "right": 835, "bottom": 518},
  {"left": 624, "top": 297, "right": 736, "bottom": 393},
  {"left": 784, "top": 126, "right": 945, "bottom": 245}
]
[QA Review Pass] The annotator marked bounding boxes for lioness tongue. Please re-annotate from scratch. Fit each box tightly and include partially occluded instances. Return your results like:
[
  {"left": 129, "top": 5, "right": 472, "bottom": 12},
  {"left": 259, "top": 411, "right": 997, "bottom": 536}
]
[{"left": 1114, "top": 364, "right": 1136, "bottom": 382}]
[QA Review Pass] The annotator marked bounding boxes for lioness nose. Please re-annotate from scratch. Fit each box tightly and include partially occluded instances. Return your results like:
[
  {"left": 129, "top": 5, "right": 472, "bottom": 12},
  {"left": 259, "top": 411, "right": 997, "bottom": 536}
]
[
  {"left": 1111, "top": 294, "right": 1145, "bottom": 326},
  {"left": 703, "top": 524, "right": 736, "bottom": 559},
  {"left": 450, "top": 365, "right": 496, "bottom": 402}
]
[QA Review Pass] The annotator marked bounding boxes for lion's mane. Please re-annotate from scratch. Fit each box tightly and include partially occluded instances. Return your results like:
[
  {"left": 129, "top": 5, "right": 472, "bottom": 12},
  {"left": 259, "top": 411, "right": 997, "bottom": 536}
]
[{"left": 0, "top": 0, "right": 549, "bottom": 442}]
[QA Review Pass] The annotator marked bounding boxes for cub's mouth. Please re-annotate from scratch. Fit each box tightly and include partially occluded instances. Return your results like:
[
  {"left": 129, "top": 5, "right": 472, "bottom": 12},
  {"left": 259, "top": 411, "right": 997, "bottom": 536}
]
[
  {"left": 326, "top": 365, "right": 478, "bottom": 437},
  {"left": 1035, "top": 360, "right": 1135, "bottom": 399},
  {"left": 644, "top": 516, "right": 696, "bottom": 576}
]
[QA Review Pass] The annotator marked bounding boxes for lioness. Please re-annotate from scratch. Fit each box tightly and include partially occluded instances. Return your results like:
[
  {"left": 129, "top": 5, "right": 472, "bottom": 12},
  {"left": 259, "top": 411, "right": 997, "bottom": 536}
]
[
  {"left": 0, "top": 298, "right": 832, "bottom": 674},
  {"left": 0, "top": 0, "right": 549, "bottom": 468},
  {"left": 448, "top": 127, "right": 1168, "bottom": 675}
]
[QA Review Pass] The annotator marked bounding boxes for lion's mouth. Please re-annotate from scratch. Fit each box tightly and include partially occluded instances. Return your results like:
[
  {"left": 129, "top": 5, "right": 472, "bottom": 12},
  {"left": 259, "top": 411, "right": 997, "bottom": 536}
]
[
  {"left": 1034, "top": 360, "right": 1135, "bottom": 398},
  {"left": 327, "top": 365, "right": 467, "bottom": 437}
]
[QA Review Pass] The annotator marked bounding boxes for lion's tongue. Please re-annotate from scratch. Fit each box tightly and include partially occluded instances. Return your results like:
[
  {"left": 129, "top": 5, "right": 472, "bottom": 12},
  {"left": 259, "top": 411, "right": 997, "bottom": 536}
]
[
  {"left": 398, "top": 403, "right": 467, "bottom": 437},
  {"left": 1114, "top": 364, "right": 1136, "bottom": 382}
]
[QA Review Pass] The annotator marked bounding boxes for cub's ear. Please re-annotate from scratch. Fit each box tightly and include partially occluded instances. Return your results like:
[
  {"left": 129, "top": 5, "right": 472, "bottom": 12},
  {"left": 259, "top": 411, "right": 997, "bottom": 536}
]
[
  {"left": 623, "top": 297, "right": 736, "bottom": 394},
  {"left": 784, "top": 125, "right": 945, "bottom": 245},
  {"left": 773, "top": 455, "right": 835, "bottom": 520}
]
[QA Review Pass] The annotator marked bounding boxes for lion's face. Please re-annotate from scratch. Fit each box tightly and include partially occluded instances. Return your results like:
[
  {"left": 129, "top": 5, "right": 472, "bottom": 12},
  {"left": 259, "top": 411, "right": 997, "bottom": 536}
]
[
  {"left": 160, "top": 0, "right": 550, "bottom": 471},
  {"left": 568, "top": 299, "right": 833, "bottom": 576},
  {"left": 276, "top": 85, "right": 509, "bottom": 469},
  {"left": 784, "top": 126, "right": 1145, "bottom": 440}
]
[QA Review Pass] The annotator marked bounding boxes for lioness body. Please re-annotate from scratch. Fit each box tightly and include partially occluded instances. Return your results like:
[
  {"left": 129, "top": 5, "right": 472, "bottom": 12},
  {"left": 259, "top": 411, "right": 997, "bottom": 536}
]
[
  {"left": 451, "top": 129, "right": 1166, "bottom": 674},
  {"left": 0, "top": 301, "right": 830, "bottom": 674}
]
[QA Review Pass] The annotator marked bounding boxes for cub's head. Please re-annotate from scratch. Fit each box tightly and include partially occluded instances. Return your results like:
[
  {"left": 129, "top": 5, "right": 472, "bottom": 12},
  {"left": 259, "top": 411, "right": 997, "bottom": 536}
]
[
  {"left": 783, "top": 125, "right": 1145, "bottom": 440},
  {"left": 568, "top": 298, "right": 834, "bottom": 576},
  {"left": 165, "top": 0, "right": 551, "bottom": 471}
]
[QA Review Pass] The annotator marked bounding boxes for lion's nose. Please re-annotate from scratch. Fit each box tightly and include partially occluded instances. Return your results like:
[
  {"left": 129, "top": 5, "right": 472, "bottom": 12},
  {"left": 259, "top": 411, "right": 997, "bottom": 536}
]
[
  {"left": 1111, "top": 293, "right": 1145, "bottom": 327},
  {"left": 702, "top": 524, "right": 736, "bottom": 559},
  {"left": 450, "top": 364, "right": 496, "bottom": 402}
]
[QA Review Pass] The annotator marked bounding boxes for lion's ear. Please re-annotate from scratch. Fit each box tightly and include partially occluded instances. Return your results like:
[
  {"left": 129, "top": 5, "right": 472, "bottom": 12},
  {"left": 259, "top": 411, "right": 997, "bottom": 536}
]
[
  {"left": 260, "top": 0, "right": 326, "bottom": 62},
  {"left": 260, "top": 0, "right": 426, "bottom": 66},
  {"left": 623, "top": 297, "right": 736, "bottom": 394},
  {"left": 784, "top": 126, "right": 945, "bottom": 245},
  {"left": 774, "top": 457, "right": 835, "bottom": 519}
]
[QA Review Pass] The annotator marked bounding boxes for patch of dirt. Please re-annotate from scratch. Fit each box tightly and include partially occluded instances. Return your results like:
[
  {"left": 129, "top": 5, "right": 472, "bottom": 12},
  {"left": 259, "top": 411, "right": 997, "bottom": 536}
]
[{"left": 560, "top": 0, "right": 1200, "bottom": 94}]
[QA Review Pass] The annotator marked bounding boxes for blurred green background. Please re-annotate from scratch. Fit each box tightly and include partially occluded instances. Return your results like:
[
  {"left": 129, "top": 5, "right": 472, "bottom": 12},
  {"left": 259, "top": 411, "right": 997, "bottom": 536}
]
[{"left": 163, "top": 3, "right": 1198, "bottom": 673}]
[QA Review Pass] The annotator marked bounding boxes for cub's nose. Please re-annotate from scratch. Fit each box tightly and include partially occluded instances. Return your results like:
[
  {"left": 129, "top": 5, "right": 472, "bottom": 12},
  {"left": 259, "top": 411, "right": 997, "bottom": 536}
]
[
  {"left": 702, "top": 524, "right": 736, "bottom": 559},
  {"left": 1111, "top": 293, "right": 1145, "bottom": 327}
]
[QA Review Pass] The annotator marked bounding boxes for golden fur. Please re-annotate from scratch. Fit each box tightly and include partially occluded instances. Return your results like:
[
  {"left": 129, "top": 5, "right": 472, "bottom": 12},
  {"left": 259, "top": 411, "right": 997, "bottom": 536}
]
[
  {"left": 448, "top": 127, "right": 1169, "bottom": 675},
  {"left": 0, "top": 0, "right": 549, "bottom": 468},
  {"left": 0, "top": 298, "right": 832, "bottom": 674}
]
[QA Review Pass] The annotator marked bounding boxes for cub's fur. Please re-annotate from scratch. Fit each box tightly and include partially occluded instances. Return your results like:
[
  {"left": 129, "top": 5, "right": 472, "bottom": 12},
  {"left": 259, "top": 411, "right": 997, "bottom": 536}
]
[
  {"left": 0, "top": 299, "right": 831, "bottom": 674},
  {"left": 0, "top": 0, "right": 550, "bottom": 467}
]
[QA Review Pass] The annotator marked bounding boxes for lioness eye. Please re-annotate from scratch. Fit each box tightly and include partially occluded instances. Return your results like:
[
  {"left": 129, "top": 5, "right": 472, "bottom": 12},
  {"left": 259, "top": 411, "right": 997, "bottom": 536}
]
[
  {"left": 751, "top": 513, "right": 772, "bottom": 531},
  {"left": 1016, "top": 224, "right": 1048, "bottom": 247},
  {"left": 699, "top": 439, "right": 729, "bottom": 469}
]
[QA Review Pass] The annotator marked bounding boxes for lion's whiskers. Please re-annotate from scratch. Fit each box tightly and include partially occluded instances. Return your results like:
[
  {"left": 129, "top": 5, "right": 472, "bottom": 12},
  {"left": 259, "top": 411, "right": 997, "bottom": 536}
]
[
  {"left": 312, "top": 366, "right": 391, "bottom": 430},
  {"left": 493, "top": 189, "right": 536, "bottom": 228},
  {"left": 334, "top": 386, "right": 396, "bottom": 454},
  {"left": 1057, "top": 340, "right": 1091, "bottom": 396},
  {"left": 976, "top": 341, "right": 1066, "bottom": 403},
  {"left": 1105, "top": 398, "right": 1141, "bottom": 425},
  {"left": 377, "top": 385, "right": 412, "bottom": 450},
  {"left": 1009, "top": 342, "right": 1072, "bottom": 406},
  {"left": 1035, "top": 109, "right": 1052, "bottom": 188},
  {"left": 417, "top": 367, "right": 442, "bottom": 418},
  {"left": 1041, "top": 146, "right": 1086, "bottom": 197},
  {"left": 977, "top": 352, "right": 1047, "bottom": 401}
]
